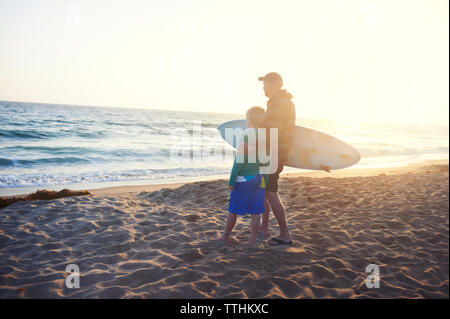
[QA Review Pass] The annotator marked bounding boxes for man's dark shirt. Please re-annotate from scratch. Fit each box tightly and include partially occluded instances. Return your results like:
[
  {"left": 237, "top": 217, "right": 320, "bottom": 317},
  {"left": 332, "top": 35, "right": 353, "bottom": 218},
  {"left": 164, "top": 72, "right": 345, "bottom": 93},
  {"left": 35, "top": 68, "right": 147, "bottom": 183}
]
[{"left": 266, "top": 89, "right": 296, "bottom": 170}]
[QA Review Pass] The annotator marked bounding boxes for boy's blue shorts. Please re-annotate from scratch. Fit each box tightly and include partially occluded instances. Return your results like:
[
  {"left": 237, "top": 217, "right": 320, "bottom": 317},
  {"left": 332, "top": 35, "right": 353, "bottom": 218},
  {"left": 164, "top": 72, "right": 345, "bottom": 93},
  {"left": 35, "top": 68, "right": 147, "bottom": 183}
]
[{"left": 228, "top": 175, "right": 266, "bottom": 215}]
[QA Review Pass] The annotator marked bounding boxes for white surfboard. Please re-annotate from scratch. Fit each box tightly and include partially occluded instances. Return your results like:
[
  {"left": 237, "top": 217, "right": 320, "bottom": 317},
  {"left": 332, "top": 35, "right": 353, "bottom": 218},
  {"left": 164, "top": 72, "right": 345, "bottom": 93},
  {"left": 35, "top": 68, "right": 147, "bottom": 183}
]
[{"left": 217, "top": 119, "right": 360, "bottom": 171}]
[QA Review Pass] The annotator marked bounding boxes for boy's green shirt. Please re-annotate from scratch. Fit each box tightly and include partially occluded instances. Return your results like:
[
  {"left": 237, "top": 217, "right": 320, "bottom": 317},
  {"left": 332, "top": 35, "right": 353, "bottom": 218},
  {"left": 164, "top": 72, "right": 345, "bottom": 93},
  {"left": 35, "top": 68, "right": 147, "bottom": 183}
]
[{"left": 228, "top": 128, "right": 269, "bottom": 187}]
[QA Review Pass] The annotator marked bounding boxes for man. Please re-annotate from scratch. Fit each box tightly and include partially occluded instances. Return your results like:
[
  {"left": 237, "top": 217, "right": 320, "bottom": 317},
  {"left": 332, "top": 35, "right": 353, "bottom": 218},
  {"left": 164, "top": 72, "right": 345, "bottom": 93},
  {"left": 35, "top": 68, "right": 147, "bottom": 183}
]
[{"left": 258, "top": 72, "right": 296, "bottom": 246}]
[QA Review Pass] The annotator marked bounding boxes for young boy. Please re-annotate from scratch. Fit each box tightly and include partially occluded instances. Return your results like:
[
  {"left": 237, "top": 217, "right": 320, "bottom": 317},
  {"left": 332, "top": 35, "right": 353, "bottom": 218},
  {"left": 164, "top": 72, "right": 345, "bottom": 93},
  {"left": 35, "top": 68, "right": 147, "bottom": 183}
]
[{"left": 216, "top": 106, "right": 267, "bottom": 248}]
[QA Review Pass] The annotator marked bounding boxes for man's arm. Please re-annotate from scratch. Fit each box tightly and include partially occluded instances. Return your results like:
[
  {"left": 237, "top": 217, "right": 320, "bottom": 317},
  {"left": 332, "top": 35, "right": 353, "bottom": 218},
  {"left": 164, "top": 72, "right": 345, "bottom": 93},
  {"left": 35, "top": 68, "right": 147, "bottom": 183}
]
[
  {"left": 266, "top": 99, "right": 295, "bottom": 163},
  {"left": 265, "top": 104, "right": 287, "bottom": 152}
]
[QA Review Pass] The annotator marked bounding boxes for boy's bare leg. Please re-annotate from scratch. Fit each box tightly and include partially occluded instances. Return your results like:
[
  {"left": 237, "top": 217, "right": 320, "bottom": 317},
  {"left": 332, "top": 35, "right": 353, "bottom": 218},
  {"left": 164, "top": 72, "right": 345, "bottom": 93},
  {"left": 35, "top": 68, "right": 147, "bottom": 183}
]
[
  {"left": 216, "top": 213, "right": 237, "bottom": 244},
  {"left": 248, "top": 214, "right": 261, "bottom": 248},
  {"left": 259, "top": 198, "right": 271, "bottom": 235}
]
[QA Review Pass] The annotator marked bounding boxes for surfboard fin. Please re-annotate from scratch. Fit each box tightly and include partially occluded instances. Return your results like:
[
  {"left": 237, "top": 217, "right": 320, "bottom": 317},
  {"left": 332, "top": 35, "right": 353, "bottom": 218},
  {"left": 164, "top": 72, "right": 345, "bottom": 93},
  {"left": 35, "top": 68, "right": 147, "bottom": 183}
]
[{"left": 320, "top": 165, "right": 331, "bottom": 172}]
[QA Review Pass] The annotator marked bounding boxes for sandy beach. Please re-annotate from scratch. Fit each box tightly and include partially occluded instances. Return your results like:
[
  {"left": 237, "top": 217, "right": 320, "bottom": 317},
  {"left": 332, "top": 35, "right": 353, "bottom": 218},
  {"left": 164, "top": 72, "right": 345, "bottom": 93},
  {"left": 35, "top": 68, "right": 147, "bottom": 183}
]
[{"left": 0, "top": 160, "right": 448, "bottom": 299}]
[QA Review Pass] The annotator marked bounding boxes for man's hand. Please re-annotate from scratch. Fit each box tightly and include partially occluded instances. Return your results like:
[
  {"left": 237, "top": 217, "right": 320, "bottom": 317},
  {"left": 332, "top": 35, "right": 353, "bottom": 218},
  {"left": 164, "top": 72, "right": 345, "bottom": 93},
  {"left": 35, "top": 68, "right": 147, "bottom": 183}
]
[{"left": 229, "top": 185, "right": 234, "bottom": 190}]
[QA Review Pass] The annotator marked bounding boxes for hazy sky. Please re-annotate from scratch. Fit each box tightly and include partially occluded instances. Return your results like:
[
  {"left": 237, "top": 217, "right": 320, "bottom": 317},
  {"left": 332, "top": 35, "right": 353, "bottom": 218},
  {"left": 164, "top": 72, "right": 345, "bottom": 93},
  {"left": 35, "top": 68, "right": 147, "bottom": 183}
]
[{"left": 0, "top": 0, "right": 448, "bottom": 124}]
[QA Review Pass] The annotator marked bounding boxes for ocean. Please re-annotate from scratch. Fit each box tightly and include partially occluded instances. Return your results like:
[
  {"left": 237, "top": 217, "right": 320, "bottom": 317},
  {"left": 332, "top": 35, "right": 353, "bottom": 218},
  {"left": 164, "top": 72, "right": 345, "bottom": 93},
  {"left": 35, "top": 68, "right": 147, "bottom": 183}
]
[{"left": 0, "top": 101, "right": 448, "bottom": 196}]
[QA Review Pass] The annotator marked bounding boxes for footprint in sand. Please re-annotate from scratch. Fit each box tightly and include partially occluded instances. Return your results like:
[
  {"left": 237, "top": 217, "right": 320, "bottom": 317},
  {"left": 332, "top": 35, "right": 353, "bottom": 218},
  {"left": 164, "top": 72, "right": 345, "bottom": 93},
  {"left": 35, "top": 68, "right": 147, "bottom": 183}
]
[
  {"left": 177, "top": 248, "right": 204, "bottom": 262},
  {"left": 186, "top": 214, "right": 201, "bottom": 222},
  {"left": 307, "top": 197, "right": 315, "bottom": 203}
]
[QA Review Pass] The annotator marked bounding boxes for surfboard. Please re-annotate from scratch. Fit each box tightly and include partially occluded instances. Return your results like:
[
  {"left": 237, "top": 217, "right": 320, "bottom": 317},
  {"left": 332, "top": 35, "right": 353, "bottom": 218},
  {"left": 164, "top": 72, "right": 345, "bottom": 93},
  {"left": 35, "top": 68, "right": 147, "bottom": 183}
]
[{"left": 217, "top": 119, "right": 360, "bottom": 171}]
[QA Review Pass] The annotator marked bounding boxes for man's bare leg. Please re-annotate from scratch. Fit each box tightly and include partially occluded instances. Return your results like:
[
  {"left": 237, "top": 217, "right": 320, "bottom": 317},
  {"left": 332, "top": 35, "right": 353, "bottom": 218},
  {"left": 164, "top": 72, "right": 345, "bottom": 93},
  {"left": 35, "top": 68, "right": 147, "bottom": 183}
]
[
  {"left": 248, "top": 214, "right": 261, "bottom": 248},
  {"left": 259, "top": 198, "right": 271, "bottom": 235},
  {"left": 266, "top": 191, "right": 291, "bottom": 242}
]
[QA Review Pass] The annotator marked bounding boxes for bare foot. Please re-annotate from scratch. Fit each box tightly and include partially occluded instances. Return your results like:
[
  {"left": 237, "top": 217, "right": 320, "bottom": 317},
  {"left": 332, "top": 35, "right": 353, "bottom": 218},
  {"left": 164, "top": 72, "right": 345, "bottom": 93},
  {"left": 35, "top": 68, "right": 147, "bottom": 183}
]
[
  {"left": 268, "top": 237, "right": 293, "bottom": 246},
  {"left": 242, "top": 241, "right": 258, "bottom": 248},
  {"left": 215, "top": 236, "right": 236, "bottom": 244},
  {"left": 246, "top": 229, "right": 270, "bottom": 236}
]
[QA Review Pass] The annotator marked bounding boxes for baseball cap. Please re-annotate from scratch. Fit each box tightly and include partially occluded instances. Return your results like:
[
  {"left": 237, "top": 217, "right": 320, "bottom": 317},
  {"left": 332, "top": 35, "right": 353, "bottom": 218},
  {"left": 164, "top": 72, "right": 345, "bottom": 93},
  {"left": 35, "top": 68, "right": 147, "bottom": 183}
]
[{"left": 258, "top": 72, "right": 283, "bottom": 85}]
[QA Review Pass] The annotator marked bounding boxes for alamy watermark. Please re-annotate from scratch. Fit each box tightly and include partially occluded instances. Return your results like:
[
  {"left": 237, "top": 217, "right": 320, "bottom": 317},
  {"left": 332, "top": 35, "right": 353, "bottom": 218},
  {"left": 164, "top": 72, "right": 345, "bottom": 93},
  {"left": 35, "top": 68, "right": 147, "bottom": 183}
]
[
  {"left": 365, "top": 264, "right": 380, "bottom": 288},
  {"left": 65, "top": 264, "right": 80, "bottom": 288},
  {"left": 168, "top": 120, "right": 279, "bottom": 174},
  {"left": 66, "top": 1, "right": 80, "bottom": 30}
]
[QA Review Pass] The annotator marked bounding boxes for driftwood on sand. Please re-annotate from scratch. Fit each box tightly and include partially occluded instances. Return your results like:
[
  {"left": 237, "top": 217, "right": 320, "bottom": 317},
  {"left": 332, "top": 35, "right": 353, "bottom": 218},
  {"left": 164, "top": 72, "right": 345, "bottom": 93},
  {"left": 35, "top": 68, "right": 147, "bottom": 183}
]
[{"left": 0, "top": 189, "right": 91, "bottom": 210}]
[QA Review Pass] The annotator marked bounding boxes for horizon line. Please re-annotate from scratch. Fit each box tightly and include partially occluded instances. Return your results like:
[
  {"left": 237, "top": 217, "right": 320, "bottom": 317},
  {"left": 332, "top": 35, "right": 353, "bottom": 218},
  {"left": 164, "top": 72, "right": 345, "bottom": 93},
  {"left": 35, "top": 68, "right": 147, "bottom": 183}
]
[{"left": 1, "top": 98, "right": 448, "bottom": 128}]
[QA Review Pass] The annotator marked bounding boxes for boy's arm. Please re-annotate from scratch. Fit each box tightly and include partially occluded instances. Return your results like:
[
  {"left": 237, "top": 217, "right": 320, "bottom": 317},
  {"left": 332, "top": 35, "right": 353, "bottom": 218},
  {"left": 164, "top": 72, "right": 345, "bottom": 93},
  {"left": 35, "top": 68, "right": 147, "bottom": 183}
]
[
  {"left": 229, "top": 134, "right": 250, "bottom": 186},
  {"left": 229, "top": 157, "right": 244, "bottom": 187}
]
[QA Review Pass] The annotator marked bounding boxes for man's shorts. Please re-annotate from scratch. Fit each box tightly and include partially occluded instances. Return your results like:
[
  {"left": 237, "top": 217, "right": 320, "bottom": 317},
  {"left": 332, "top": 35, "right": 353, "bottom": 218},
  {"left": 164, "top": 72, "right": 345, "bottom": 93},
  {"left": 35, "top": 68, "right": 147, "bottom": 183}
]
[
  {"left": 265, "top": 163, "right": 284, "bottom": 193},
  {"left": 228, "top": 175, "right": 266, "bottom": 215}
]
